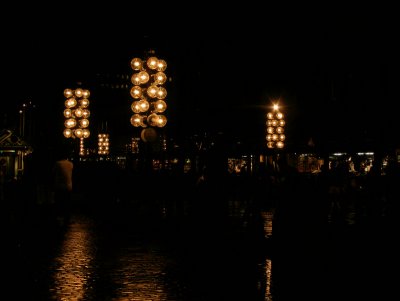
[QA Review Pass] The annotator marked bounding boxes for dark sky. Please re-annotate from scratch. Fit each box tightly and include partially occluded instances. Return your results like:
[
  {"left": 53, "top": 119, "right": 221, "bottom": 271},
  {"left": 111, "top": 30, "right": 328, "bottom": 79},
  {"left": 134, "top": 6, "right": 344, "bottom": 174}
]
[{"left": 3, "top": 5, "right": 396, "bottom": 149}]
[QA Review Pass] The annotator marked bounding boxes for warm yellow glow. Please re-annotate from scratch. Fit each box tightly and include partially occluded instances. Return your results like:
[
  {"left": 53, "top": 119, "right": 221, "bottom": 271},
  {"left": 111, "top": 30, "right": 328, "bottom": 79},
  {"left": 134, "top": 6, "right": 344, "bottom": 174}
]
[
  {"left": 147, "top": 57, "right": 158, "bottom": 69},
  {"left": 51, "top": 218, "right": 94, "bottom": 301},
  {"left": 63, "top": 88, "right": 90, "bottom": 143},
  {"left": 75, "top": 88, "right": 83, "bottom": 97},
  {"left": 263, "top": 258, "right": 273, "bottom": 300},
  {"left": 64, "top": 109, "right": 72, "bottom": 118},
  {"left": 138, "top": 71, "right": 150, "bottom": 84},
  {"left": 65, "top": 119, "right": 77, "bottom": 128},
  {"left": 131, "top": 73, "right": 141, "bottom": 85},
  {"left": 130, "top": 54, "right": 168, "bottom": 134},
  {"left": 154, "top": 72, "right": 167, "bottom": 85},
  {"left": 131, "top": 101, "right": 141, "bottom": 113},
  {"left": 130, "top": 86, "right": 142, "bottom": 98},
  {"left": 81, "top": 89, "right": 90, "bottom": 98},
  {"left": 65, "top": 98, "right": 77, "bottom": 108},
  {"left": 156, "top": 87, "right": 167, "bottom": 99},
  {"left": 80, "top": 98, "right": 89, "bottom": 108},
  {"left": 130, "top": 57, "right": 143, "bottom": 70},
  {"left": 98, "top": 133, "right": 110, "bottom": 155},
  {"left": 63, "top": 128, "right": 72, "bottom": 138},
  {"left": 130, "top": 114, "right": 143, "bottom": 127},
  {"left": 74, "top": 108, "right": 83, "bottom": 118},
  {"left": 266, "top": 103, "right": 285, "bottom": 149},
  {"left": 156, "top": 59, "right": 167, "bottom": 71},
  {"left": 79, "top": 119, "right": 89, "bottom": 128},
  {"left": 156, "top": 115, "right": 167, "bottom": 127},
  {"left": 138, "top": 99, "right": 150, "bottom": 112},
  {"left": 146, "top": 85, "right": 158, "bottom": 98},
  {"left": 154, "top": 100, "right": 167, "bottom": 113},
  {"left": 64, "top": 89, "right": 73, "bottom": 98},
  {"left": 147, "top": 113, "right": 158, "bottom": 126},
  {"left": 74, "top": 128, "right": 83, "bottom": 138},
  {"left": 82, "top": 129, "right": 90, "bottom": 138},
  {"left": 261, "top": 210, "right": 274, "bottom": 238},
  {"left": 82, "top": 109, "right": 90, "bottom": 118}
]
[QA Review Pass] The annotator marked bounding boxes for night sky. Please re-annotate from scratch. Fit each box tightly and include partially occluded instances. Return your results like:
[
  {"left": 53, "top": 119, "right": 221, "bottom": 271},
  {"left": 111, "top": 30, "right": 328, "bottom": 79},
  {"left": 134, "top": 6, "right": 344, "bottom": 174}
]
[{"left": 3, "top": 5, "right": 396, "bottom": 151}]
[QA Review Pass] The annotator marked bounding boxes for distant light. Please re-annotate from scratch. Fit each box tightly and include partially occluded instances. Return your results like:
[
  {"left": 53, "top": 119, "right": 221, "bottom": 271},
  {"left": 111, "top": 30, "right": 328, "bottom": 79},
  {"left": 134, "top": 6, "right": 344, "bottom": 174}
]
[
  {"left": 266, "top": 102, "right": 285, "bottom": 149},
  {"left": 63, "top": 88, "right": 91, "bottom": 147}
]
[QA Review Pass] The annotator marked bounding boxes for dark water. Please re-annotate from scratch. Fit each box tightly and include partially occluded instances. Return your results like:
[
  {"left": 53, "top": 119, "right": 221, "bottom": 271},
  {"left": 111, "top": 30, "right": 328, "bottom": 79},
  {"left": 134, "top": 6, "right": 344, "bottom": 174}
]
[{"left": 5, "top": 196, "right": 397, "bottom": 301}]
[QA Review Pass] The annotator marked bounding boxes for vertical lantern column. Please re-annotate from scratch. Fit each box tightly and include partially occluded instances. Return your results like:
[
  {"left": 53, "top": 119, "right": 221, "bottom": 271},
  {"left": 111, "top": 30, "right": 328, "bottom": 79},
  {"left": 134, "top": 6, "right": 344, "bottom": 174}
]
[
  {"left": 266, "top": 104, "right": 285, "bottom": 149},
  {"left": 129, "top": 54, "right": 168, "bottom": 141},
  {"left": 98, "top": 133, "right": 110, "bottom": 155},
  {"left": 63, "top": 88, "right": 91, "bottom": 155}
]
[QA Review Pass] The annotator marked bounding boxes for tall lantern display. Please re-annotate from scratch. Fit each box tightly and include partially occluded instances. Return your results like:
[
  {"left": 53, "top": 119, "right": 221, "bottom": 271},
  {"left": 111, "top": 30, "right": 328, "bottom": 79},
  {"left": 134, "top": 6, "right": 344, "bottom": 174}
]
[
  {"left": 98, "top": 133, "right": 110, "bottom": 155},
  {"left": 129, "top": 54, "right": 167, "bottom": 142},
  {"left": 266, "top": 104, "right": 285, "bottom": 149},
  {"left": 63, "top": 88, "right": 91, "bottom": 156}
]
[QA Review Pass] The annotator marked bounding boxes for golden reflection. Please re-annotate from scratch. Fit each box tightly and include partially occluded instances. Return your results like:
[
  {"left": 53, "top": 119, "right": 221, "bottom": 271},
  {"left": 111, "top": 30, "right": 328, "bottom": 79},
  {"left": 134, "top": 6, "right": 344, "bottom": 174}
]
[
  {"left": 261, "top": 210, "right": 274, "bottom": 238},
  {"left": 111, "top": 249, "right": 169, "bottom": 300},
  {"left": 264, "top": 258, "right": 273, "bottom": 301},
  {"left": 49, "top": 218, "right": 174, "bottom": 300},
  {"left": 51, "top": 219, "right": 94, "bottom": 301}
]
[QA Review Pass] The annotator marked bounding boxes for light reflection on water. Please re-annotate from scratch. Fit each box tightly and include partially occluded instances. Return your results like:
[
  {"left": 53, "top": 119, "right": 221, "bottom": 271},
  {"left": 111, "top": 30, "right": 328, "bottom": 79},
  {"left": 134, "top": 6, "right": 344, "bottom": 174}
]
[
  {"left": 46, "top": 209, "right": 277, "bottom": 301},
  {"left": 261, "top": 210, "right": 274, "bottom": 239},
  {"left": 109, "top": 247, "right": 177, "bottom": 300},
  {"left": 43, "top": 200, "right": 372, "bottom": 301},
  {"left": 50, "top": 217, "right": 96, "bottom": 300},
  {"left": 48, "top": 215, "right": 187, "bottom": 300},
  {"left": 263, "top": 259, "right": 273, "bottom": 301}
]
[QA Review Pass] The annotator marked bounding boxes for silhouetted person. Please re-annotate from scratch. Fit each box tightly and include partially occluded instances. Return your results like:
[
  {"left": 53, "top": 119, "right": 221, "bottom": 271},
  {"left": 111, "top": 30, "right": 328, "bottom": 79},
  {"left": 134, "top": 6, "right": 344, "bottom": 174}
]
[{"left": 52, "top": 149, "right": 73, "bottom": 225}]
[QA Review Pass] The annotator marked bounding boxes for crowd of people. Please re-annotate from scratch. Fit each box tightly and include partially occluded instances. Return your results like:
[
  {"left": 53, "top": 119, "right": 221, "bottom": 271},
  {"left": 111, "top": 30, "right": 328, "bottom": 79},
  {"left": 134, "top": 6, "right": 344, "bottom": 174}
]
[{"left": 3, "top": 147, "right": 400, "bottom": 235}]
